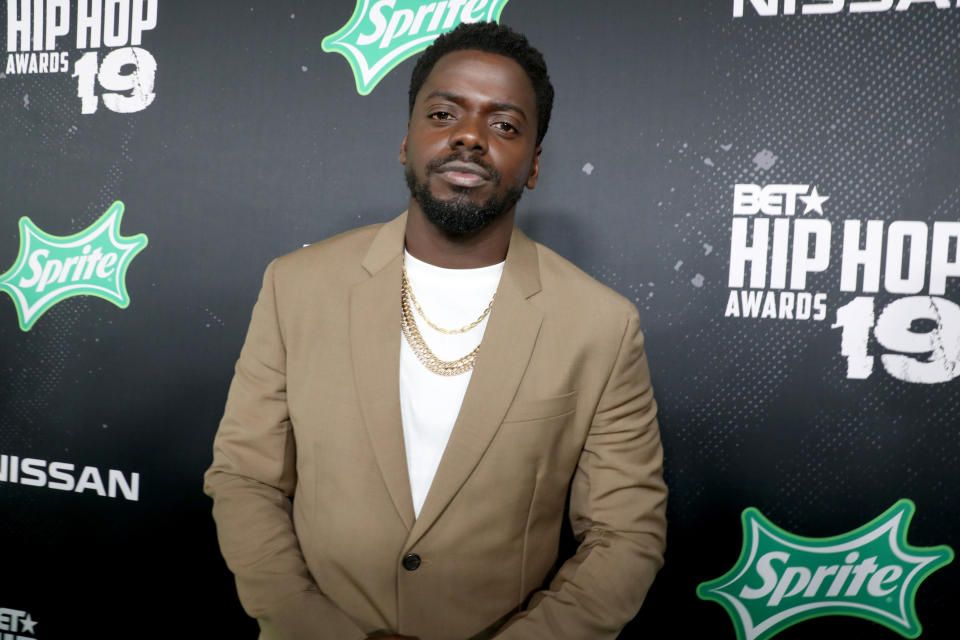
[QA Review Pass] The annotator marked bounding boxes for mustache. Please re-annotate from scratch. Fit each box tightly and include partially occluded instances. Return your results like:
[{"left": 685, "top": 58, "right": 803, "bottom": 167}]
[{"left": 425, "top": 153, "right": 501, "bottom": 183}]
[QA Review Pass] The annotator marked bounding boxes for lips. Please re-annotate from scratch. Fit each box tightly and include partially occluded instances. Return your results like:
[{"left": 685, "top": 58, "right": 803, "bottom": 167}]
[{"left": 434, "top": 161, "right": 492, "bottom": 188}]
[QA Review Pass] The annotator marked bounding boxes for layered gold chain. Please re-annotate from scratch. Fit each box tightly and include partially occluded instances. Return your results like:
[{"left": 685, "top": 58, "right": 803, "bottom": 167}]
[
  {"left": 402, "top": 261, "right": 494, "bottom": 334},
  {"left": 400, "top": 258, "right": 495, "bottom": 376}
]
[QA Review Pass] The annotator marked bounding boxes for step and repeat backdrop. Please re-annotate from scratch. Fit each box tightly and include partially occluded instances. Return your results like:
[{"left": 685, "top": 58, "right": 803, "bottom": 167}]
[{"left": 1, "top": 1, "right": 957, "bottom": 639}]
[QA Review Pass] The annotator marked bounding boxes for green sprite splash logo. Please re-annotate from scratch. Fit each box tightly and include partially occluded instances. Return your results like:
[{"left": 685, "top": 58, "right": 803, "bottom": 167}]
[
  {"left": 322, "top": 0, "right": 511, "bottom": 95},
  {"left": 0, "top": 202, "right": 148, "bottom": 331},
  {"left": 697, "top": 500, "right": 953, "bottom": 640}
]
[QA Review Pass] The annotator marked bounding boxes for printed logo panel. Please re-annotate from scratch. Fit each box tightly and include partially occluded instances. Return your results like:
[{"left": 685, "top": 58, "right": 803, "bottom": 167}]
[
  {"left": 723, "top": 183, "right": 960, "bottom": 384},
  {"left": 0, "top": 453, "right": 140, "bottom": 501},
  {"left": 4, "top": 0, "right": 160, "bottom": 114},
  {"left": 0, "top": 607, "right": 37, "bottom": 639},
  {"left": 733, "top": 0, "right": 960, "bottom": 18},
  {"left": 697, "top": 500, "right": 953, "bottom": 640},
  {"left": 322, "top": 0, "right": 511, "bottom": 95},
  {"left": 0, "top": 202, "right": 148, "bottom": 331}
]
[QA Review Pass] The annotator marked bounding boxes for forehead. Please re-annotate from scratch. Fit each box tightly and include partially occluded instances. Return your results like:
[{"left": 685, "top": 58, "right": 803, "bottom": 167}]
[{"left": 416, "top": 49, "right": 536, "bottom": 112}]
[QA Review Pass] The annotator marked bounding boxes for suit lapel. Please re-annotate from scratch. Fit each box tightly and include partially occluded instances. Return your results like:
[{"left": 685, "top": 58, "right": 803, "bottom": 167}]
[
  {"left": 350, "top": 214, "right": 415, "bottom": 530},
  {"left": 408, "top": 227, "right": 543, "bottom": 546}
]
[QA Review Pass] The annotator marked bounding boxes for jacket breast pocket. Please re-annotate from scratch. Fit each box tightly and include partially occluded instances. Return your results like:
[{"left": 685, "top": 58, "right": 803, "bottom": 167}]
[{"left": 502, "top": 391, "right": 578, "bottom": 424}]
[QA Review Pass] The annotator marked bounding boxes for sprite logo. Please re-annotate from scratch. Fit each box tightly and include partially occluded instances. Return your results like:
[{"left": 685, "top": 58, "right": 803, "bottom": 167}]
[
  {"left": 697, "top": 500, "right": 953, "bottom": 640},
  {"left": 322, "top": 0, "right": 511, "bottom": 95},
  {"left": 0, "top": 202, "right": 148, "bottom": 331}
]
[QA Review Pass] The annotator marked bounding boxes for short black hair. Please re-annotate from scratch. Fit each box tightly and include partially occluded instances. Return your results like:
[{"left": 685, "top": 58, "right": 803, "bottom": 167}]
[{"left": 409, "top": 22, "right": 554, "bottom": 146}]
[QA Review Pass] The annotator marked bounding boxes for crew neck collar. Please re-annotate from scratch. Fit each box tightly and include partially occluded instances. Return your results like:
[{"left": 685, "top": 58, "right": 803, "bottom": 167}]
[{"left": 404, "top": 249, "right": 506, "bottom": 274}]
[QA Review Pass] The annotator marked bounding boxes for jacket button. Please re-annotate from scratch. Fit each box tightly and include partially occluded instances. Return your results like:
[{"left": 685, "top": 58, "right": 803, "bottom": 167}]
[{"left": 402, "top": 553, "right": 421, "bottom": 571}]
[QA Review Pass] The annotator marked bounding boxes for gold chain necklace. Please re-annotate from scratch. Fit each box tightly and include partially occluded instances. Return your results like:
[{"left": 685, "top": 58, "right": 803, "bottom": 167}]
[
  {"left": 401, "top": 258, "right": 494, "bottom": 334},
  {"left": 400, "top": 257, "right": 496, "bottom": 376}
]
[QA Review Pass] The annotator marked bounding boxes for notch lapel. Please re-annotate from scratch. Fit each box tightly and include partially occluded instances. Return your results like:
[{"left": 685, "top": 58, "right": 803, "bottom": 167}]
[
  {"left": 350, "top": 214, "right": 415, "bottom": 530},
  {"left": 407, "top": 227, "right": 543, "bottom": 547}
]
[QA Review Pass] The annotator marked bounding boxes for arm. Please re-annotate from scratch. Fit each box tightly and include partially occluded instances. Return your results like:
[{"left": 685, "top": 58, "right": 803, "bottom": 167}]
[
  {"left": 495, "top": 309, "right": 668, "bottom": 639},
  {"left": 203, "top": 259, "right": 367, "bottom": 640}
]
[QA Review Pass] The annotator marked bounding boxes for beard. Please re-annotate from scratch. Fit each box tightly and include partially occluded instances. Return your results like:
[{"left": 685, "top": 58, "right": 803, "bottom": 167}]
[{"left": 405, "top": 153, "right": 524, "bottom": 237}]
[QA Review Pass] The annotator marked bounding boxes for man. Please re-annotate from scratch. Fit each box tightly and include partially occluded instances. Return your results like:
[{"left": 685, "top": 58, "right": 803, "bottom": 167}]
[{"left": 204, "top": 22, "right": 666, "bottom": 640}]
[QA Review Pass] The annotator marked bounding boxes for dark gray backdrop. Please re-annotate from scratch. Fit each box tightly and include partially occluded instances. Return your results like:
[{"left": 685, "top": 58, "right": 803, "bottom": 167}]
[{"left": 1, "top": 1, "right": 957, "bottom": 638}]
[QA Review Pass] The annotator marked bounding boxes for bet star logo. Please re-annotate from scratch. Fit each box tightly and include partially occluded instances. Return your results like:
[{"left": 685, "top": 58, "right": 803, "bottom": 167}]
[
  {"left": 0, "top": 608, "right": 37, "bottom": 635},
  {"left": 0, "top": 201, "right": 148, "bottom": 331},
  {"left": 322, "top": 0, "right": 511, "bottom": 95},
  {"left": 697, "top": 500, "right": 953, "bottom": 640}
]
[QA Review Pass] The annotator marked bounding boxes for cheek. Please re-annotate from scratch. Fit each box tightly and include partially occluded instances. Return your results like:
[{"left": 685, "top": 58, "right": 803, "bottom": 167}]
[
  {"left": 405, "top": 140, "right": 441, "bottom": 172},
  {"left": 504, "top": 156, "right": 535, "bottom": 185}
]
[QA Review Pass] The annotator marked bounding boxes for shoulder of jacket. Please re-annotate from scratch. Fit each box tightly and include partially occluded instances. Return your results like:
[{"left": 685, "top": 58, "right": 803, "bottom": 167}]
[
  {"left": 269, "top": 222, "right": 383, "bottom": 279},
  {"left": 532, "top": 240, "right": 639, "bottom": 322}
]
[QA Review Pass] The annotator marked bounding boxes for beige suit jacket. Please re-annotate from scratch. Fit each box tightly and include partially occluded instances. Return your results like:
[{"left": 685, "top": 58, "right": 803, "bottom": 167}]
[{"left": 204, "top": 213, "right": 667, "bottom": 640}]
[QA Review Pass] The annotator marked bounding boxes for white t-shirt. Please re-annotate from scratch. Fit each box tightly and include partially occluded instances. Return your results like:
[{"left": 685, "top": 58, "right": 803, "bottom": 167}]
[{"left": 399, "top": 250, "right": 504, "bottom": 518}]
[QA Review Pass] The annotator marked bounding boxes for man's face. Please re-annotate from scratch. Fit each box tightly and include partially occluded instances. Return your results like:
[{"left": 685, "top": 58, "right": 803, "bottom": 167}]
[{"left": 401, "top": 49, "right": 541, "bottom": 237}]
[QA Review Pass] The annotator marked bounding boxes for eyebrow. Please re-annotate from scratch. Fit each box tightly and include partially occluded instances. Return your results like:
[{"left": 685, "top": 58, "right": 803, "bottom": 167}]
[{"left": 424, "top": 90, "right": 528, "bottom": 121}]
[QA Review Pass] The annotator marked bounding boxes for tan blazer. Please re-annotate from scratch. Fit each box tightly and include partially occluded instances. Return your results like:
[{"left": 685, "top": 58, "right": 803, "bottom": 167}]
[{"left": 204, "top": 213, "right": 667, "bottom": 640}]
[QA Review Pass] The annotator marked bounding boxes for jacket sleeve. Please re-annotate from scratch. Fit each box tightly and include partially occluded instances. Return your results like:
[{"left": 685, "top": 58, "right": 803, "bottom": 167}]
[
  {"left": 203, "top": 259, "right": 367, "bottom": 640},
  {"left": 494, "top": 308, "right": 668, "bottom": 640}
]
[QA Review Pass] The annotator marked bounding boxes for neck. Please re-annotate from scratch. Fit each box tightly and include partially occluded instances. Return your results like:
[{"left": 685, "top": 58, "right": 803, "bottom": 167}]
[{"left": 404, "top": 200, "right": 514, "bottom": 269}]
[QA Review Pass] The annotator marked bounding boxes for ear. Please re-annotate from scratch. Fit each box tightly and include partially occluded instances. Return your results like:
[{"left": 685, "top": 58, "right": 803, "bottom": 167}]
[
  {"left": 525, "top": 147, "right": 542, "bottom": 189},
  {"left": 399, "top": 135, "right": 408, "bottom": 164}
]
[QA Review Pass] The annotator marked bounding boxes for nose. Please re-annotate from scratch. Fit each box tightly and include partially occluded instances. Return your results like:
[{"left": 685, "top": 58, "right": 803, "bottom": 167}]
[{"left": 449, "top": 114, "right": 487, "bottom": 153}]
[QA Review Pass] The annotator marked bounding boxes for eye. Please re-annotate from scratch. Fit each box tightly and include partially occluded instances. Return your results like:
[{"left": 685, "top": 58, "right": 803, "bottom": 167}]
[
  {"left": 429, "top": 111, "right": 453, "bottom": 120},
  {"left": 492, "top": 121, "right": 518, "bottom": 134}
]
